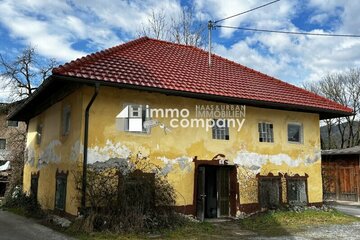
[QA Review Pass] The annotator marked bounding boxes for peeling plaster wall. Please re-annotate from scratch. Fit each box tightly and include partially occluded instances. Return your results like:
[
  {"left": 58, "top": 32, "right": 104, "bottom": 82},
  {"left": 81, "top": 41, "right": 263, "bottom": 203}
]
[
  {"left": 23, "top": 85, "right": 322, "bottom": 216},
  {"left": 82, "top": 86, "right": 322, "bottom": 208},
  {"left": 23, "top": 90, "right": 84, "bottom": 215}
]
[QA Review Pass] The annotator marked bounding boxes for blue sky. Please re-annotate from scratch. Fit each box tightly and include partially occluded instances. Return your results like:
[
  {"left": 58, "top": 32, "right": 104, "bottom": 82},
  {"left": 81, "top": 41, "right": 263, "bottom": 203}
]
[{"left": 1, "top": 0, "right": 360, "bottom": 101}]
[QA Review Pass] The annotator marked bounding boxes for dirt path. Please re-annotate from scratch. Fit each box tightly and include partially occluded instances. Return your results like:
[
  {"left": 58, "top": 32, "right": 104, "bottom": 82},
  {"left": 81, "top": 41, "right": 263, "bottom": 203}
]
[{"left": 0, "top": 210, "right": 73, "bottom": 240}]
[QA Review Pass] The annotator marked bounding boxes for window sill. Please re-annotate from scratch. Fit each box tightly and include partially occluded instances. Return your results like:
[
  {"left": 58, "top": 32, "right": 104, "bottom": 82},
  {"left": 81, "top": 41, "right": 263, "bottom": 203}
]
[
  {"left": 124, "top": 131, "right": 151, "bottom": 136},
  {"left": 287, "top": 141, "right": 303, "bottom": 145}
]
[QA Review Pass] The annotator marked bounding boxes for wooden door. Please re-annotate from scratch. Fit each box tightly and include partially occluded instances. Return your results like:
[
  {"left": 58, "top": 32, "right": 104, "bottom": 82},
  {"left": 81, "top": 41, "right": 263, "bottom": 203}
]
[
  {"left": 217, "top": 167, "right": 230, "bottom": 217},
  {"left": 339, "top": 167, "right": 358, "bottom": 201},
  {"left": 196, "top": 166, "right": 206, "bottom": 221}
]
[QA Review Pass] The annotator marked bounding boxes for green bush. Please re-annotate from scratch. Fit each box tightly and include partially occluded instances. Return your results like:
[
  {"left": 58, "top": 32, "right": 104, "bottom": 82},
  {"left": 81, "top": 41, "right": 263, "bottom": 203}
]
[{"left": 4, "top": 186, "right": 44, "bottom": 218}]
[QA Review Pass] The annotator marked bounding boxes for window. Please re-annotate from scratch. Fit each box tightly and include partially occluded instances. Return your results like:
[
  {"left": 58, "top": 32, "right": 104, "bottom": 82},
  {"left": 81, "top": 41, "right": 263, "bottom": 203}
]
[
  {"left": 123, "top": 170, "right": 155, "bottom": 212},
  {"left": 212, "top": 119, "right": 229, "bottom": 140},
  {"left": 0, "top": 139, "right": 6, "bottom": 150},
  {"left": 55, "top": 171, "right": 68, "bottom": 211},
  {"left": 125, "top": 105, "right": 148, "bottom": 133},
  {"left": 62, "top": 106, "right": 71, "bottom": 135},
  {"left": 258, "top": 177, "right": 281, "bottom": 209},
  {"left": 7, "top": 121, "right": 18, "bottom": 127},
  {"left": 30, "top": 173, "right": 39, "bottom": 200},
  {"left": 36, "top": 124, "right": 43, "bottom": 145},
  {"left": 288, "top": 123, "right": 302, "bottom": 143},
  {"left": 287, "top": 179, "right": 307, "bottom": 206},
  {"left": 258, "top": 122, "right": 274, "bottom": 142}
]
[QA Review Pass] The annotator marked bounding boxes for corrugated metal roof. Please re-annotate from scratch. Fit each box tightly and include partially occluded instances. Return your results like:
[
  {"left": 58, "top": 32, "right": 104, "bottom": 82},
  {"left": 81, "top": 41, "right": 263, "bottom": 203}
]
[{"left": 322, "top": 146, "right": 360, "bottom": 155}]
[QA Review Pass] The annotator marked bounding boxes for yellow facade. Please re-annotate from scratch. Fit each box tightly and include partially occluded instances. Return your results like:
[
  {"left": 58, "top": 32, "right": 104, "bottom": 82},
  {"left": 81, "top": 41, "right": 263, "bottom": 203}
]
[{"left": 23, "top": 85, "right": 322, "bottom": 216}]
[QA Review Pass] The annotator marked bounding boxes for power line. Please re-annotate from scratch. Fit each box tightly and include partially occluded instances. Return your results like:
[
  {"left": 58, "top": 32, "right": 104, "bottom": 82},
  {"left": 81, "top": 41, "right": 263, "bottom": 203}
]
[
  {"left": 216, "top": 25, "right": 360, "bottom": 38},
  {"left": 214, "top": 0, "right": 281, "bottom": 24}
]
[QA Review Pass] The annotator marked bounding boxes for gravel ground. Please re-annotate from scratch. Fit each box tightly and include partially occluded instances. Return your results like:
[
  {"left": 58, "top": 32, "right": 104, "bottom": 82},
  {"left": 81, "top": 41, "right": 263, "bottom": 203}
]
[{"left": 252, "top": 222, "right": 360, "bottom": 240}]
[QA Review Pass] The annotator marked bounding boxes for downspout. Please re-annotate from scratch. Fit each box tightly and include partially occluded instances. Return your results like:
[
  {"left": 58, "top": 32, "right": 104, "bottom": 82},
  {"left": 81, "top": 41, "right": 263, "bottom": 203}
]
[{"left": 81, "top": 83, "right": 100, "bottom": 213}]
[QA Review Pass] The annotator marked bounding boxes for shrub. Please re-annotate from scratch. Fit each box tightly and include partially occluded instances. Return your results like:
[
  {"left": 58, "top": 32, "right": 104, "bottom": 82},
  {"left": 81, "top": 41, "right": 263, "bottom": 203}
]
[
  {"left": 73, "top": 158, "right": 185, "bottom": 233},
  {"left": 4, "top": 185, "right": 44, "bottom": 218}
]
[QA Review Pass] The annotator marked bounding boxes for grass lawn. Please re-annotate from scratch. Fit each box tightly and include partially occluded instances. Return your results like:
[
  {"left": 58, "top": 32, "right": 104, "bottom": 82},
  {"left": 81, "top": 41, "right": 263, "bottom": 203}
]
[
  {"left": 66, "top": 222, "right": 217, "bottom": 240},
  {"left": 237, "top": 209, "right": 360, "bottom": 236},
  {"left": 64, "top": 209, "right": 360, "bottom": 239}
]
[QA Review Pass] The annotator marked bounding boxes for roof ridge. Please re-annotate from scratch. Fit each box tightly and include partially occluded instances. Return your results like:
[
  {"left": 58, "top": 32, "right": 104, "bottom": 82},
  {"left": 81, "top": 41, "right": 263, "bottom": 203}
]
[
  {"left": 145, "top": 38, "right": 350, "bottom": 111},
  {"left": 209, "top": 49, "right": 352, "bottom": 112},
  {"left": 52, "top": 37, "right": 150, "bottom": 74}
]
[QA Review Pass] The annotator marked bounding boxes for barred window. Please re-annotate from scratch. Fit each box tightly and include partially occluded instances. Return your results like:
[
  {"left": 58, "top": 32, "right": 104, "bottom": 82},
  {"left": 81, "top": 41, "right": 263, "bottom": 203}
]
[
  {"left": 7, "top": 121, "right": 18, "bottom": 127},
  {"left": 258, "top": 122, "right": 274, "bottom": 142},
  {"left": 0, "top": 139, "right": 6, "bottom": 150},
  {"left": 212, "top": 119, "right": 229, "bottom": 140},
  {"left": 30, "top": 174, "right": 39, "bottom": 201},
  {"left": 259, "top": 178, "right": 280, "bottom": 208},
  {"left": 55, "top": 172, "right": 68, "bottom": 211},
  {"left": 287, "top": 179, "right": 307, "bottom": 206}
]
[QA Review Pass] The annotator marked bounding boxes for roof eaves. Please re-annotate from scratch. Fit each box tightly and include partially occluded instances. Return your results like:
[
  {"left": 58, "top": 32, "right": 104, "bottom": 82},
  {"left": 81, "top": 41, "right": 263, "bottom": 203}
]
[{"left": 52, "top": 74, "right": 353, "bottom": 119}]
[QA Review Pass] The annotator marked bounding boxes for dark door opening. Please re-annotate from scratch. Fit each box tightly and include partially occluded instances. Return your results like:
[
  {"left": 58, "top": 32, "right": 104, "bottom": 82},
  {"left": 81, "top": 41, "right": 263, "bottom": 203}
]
[{"left": 196, "top": 165, "right": 233, "bottom": 220}]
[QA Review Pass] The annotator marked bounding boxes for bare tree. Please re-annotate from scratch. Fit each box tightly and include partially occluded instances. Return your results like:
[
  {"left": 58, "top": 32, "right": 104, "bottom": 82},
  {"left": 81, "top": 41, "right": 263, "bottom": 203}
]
[
  {"left": 0, "top": 47, "right": 56, "bottom": 199},
  {"left": 169, "top": 6, "right": 205, "bottom": 47},
  {"left": 140, "top": 10, "right": 169, "bottom": 41},
  {"left": 304, "top": 69, "right": 360, "bottom": 149},
  {"left": 0, "top": 47, "right": 57, "bottom": 100},
  {"left": 139, "top": 7, "right": 206, "bottom": 47}
]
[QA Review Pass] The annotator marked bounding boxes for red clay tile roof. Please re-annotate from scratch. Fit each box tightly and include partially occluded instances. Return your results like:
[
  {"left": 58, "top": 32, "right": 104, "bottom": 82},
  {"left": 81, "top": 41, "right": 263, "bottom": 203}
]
[{"left": 52, "top": 37, "right": 352, "bottom": 115}]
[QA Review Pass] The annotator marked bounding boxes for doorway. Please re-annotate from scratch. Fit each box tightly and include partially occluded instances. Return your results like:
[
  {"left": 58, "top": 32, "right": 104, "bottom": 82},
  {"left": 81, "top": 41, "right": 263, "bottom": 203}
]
[{"left": 196, "top": 165, "right": 235, "bottom": 220}]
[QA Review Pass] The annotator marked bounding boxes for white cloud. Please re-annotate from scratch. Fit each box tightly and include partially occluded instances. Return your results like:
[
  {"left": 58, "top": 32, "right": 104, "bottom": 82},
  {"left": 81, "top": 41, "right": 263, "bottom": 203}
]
[
  {"left": 0, "top": 77, "right": 15, "bottom": 103},
  {"left": 0, "top": 0, "right": 182, "bottom": 61},
  {"left": 196, "top": 0, "right": 360, "bottom": 84},
  {"left": 0, "top": 0, "right": 360, "bottom": 86}
]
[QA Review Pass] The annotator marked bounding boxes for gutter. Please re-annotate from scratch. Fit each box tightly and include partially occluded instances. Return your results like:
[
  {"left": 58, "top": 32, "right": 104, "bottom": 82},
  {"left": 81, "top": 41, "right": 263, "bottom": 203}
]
[{"left": 81, "top": 83, "right": 100, "bottom": 212}]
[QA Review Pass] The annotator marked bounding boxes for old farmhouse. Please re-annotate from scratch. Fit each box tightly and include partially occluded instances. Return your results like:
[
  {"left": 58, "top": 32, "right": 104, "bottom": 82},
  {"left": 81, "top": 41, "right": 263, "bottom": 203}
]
[{"left": 9, "top": 37, "right": 352, "bottom": 219}]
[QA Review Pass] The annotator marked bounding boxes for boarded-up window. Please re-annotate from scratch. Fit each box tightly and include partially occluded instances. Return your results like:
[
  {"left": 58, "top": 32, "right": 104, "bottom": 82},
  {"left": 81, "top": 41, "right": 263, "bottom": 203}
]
[
  {"left": 259, "top": 178, "right": 280, "bottom": 208},
  {"left": 55, "top": 171, "right": 68, "bottom": 211},
  {"left": 212, "top": 119, "right": 229, "bottom": 140},
  {"left": 287, "top": 179, "right": 307, "bottom": 205}
]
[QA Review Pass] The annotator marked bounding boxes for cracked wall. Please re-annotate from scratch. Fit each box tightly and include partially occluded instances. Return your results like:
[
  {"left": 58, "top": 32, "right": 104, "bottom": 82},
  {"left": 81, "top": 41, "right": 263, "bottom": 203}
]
[{"left": 23, "top": 85, "right": 322, "bottom": 215}]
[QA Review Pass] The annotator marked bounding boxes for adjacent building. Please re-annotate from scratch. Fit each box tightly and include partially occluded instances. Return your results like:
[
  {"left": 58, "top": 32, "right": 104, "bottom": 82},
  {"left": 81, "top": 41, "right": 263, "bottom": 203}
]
[
  {"left": 9, "top": 37, "right": 352, "bottom": 219},
  {"left": 0, "top": 102, "right": 26, "bottom": 196},
  {"left": 322, "top": 146, "right": 360, "bottom": 202}
]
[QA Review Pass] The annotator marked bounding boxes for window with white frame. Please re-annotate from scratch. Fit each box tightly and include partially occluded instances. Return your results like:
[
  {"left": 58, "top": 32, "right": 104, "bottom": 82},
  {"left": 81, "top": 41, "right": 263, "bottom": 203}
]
[
  {"left": 121, "top": 105, "right": 148, "bottom": 133},
  {"left": 287, "top": 123, "right": 302, "bottom": 143},
  {"left": 212, "top": 119, "right": 229, "bottom": 140},
  {"left": 258, "top": 122, "right": 274, "bottom": 142},
  {"left": 62, "top": 106, "right": 71, "bottom": 135},
  {"left": 0, "top": 139, "right": 6, "bottom": 150}
]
